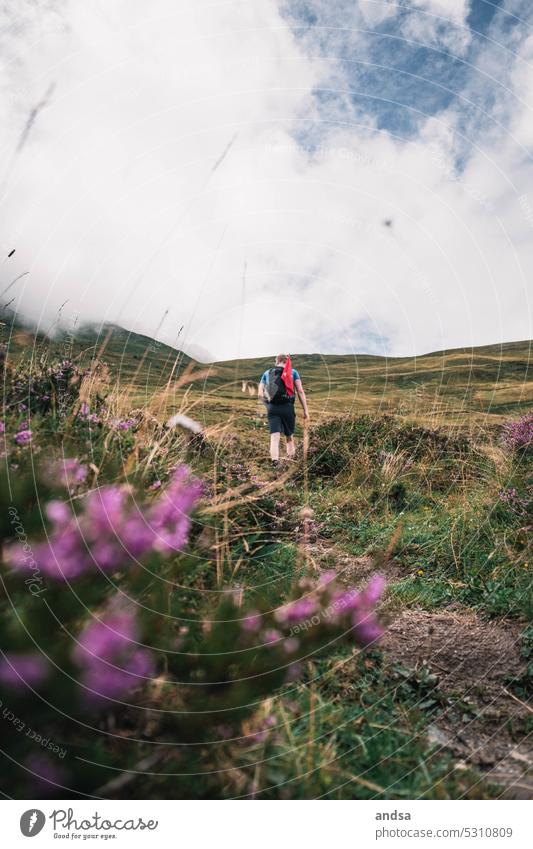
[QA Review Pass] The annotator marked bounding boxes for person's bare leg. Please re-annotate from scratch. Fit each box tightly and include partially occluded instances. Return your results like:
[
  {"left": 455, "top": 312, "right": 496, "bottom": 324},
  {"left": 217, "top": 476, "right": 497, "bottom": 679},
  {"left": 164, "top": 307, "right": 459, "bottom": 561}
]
[
  {"left": 286, "top": 435, "right": 296, "bottom": 459},
  {"left": 270, "top": 432, "right": 280, "bottom": 461}
]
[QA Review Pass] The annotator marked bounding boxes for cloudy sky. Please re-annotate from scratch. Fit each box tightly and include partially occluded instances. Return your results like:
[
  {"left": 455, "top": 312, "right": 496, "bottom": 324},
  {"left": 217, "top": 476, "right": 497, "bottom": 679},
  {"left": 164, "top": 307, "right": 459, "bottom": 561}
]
[{"left": 0, "top": 0, "right": 532, "bottom": 360}]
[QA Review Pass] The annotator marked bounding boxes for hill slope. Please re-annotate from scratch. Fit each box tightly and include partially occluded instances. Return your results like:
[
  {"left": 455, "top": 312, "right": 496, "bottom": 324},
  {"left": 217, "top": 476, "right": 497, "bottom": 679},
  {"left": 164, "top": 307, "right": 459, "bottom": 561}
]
[{"left": 2, "top": 314, "right": 531, "bottom": 423}]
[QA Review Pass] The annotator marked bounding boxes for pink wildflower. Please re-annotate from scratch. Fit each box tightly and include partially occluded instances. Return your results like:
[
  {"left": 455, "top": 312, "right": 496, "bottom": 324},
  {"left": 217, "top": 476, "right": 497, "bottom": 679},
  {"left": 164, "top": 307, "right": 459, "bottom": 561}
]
[
  {"left": 14, "top": 429, "right": 32, "bottom": 445},
  {"left": 72, "top": 610, "right": 154, "bottom": 704},
  {"left": 0, "top": 652, "right": 49, "bottom": 691},
  {"left": 5, "top": 467, "right": 203, "bottom": 580}
]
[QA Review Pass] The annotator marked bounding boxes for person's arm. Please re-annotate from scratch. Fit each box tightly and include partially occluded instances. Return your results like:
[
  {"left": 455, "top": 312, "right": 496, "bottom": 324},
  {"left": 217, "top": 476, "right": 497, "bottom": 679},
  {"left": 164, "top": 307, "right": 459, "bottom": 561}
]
[{"left": 294, "top": 378, "right": 309, "bottom": 419}]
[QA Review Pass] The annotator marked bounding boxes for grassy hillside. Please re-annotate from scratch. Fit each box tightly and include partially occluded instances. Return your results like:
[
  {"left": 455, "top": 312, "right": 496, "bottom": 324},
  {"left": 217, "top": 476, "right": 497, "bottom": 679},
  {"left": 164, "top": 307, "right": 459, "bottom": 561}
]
[
  {"left": 200, "top": 340, "right": 533, "bottom": 428},
  {"left": 3, "top": 316, "right": 529, "bottom": 428}
]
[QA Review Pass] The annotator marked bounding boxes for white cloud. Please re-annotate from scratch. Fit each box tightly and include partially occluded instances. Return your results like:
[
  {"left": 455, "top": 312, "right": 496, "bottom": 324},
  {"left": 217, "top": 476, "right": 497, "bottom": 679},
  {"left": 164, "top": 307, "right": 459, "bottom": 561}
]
[
  {"left": 358, "top": 1, "right": 397, "bottom": 27},
  {"left": 508, "top": 34, "right": 533, "bottom": 148},
  {"left": 401, "top": 0, "right": 472, "bottom": 54},
  {"left": 409, "top": 0, "right": 470, "bottom": 25},
  {"left": 0, "top": 0, "right": 531, "bottom": 361}
]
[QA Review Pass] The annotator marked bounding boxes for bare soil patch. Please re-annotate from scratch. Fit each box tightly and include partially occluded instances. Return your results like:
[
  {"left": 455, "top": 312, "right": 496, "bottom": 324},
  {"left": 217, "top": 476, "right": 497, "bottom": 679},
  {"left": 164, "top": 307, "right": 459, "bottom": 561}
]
[{"left": 383, "top": 608, "right": 532, "bottom": 798}]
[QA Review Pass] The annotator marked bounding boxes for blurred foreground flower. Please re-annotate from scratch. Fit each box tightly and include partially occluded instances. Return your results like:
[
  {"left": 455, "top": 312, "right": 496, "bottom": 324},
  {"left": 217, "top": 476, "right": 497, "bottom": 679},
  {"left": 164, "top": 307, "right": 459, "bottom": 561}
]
[
  {"left": 72, "top": 608, "right": 154, "bottom": 704},
  {"left": 171, "top": 571, "right": 387, "bottom": 727},
  {"left": 0, "top": 651, "right": 49, "bottom": 691},
  {"left": 4, "top": 465, "right": 203, "bottom": 579},
  {"left": 273, "top": 573, "right": 386, "bottom": 648}
]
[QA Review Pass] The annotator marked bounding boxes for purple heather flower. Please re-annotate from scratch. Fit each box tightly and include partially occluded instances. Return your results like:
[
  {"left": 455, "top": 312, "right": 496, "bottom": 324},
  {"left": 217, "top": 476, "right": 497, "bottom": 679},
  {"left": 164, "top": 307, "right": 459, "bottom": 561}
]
[
  {"left": 0, "top": 652, "right": 49, "bottom": 691},
  {"left": 352, "top": 613, "right": 384, "bottom": 645},
  {"left": 84, "top": 486, "right": 149, "bottom": 566},
  {"left": 275, "top": 596, "right": 318, "bottom": 624},
  {"left": 148, "top": 466, "right": 203, "bottom": 554},
  {"left": 241, "top": 611, "right": 261, "bottom": 633},
  {"left": 0, "top": 421, "right": 4, "bottom": 434},
  {"left": 4, "top": 497, "right": 104, "bottom": 580},
  {"left": 149, "top": 480, "right": 162, "bottom": 490},
  {"left": 120, "top": 513, "right": 157, "bottom": 558},
  {"left": 46, "top": 458, "right": 88, "bottom": 492},
  {"left": 74, "top": 610, "right": 136, "bottom": 657},
  {"left": 32, "top": 532, "right": 90, "bottom": 580},
  {"left": 262, "top": 628, "right": 281, "bottom": 645},
  {"left": 109, "top": 417, "right": 137, "bottom": 432},
  {"left": 5, "top": 468, "right": 203, "bottom": 581},
  {"left": 14, "top": 429, "right": 32, "bottom": 445},
  {"left": 500, "top": 487, "right": 516, "bottom": 501},
  {"left": 350, "top": 576, "right": 386, "bottom": 646},
  {"left": 318, "top": 570, "right": 337, "bottom": 586},
  {"left": 46, "top": 499, "right": 71, "bottom": 526},
  {"left": 73, "top": 610, "right": 154, "bottom": 704},
  {"left": 63, "top": 458, "right": 88, "bottom": 484},
  {"left": 330, "top": 589, "right": 361, "bottom": 614},
  {"left": 85, "top": 486, "right": 129, "bottom": 537},
  {"left": 498, "top": 487, "right": 529, "bottom": 515},
  {"left": 502, "top": 412, "right": 533, "bottom": 451},
  {"left": 117, "top": 418, "right": 137, "bottom": 431},
  {"left": 361, "top": 574, "right": 386, "bottom": 606}
]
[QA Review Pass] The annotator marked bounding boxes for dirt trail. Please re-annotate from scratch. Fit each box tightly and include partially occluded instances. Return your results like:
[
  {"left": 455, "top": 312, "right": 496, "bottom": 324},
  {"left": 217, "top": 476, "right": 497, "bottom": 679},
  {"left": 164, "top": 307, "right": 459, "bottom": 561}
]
[
  {"left": 383, "top": 608, "right": 531, "bottom": 798},
  {"left": 305, "top": 539, "right": 532, "bottom": 798}
]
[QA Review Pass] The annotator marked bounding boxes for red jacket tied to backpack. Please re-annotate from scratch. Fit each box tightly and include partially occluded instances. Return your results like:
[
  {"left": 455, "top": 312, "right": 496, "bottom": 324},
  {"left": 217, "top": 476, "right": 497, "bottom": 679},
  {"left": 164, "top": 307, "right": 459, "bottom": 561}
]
[{"left": 281, "top": 355, "right": 295, "bottom": 398}]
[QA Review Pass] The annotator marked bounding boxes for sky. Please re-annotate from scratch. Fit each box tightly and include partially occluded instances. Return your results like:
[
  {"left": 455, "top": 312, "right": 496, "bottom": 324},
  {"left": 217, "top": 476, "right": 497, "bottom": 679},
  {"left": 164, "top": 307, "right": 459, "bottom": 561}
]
[{"left": 0, "top": 0, "right": 532, "bottom": 361}]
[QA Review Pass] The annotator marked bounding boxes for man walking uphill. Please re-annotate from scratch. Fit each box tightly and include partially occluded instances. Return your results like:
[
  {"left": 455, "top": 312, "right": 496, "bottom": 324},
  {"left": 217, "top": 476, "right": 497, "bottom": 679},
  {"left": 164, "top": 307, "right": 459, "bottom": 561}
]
[{"left": 258, "top": 354, "right": 309, "bottom": 467}]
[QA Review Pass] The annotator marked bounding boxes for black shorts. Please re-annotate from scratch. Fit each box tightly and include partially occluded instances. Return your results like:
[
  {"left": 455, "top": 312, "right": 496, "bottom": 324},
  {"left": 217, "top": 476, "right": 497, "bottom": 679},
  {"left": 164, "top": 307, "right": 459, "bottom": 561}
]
[{"left": 267, "top": 402, "right": 296, "bottom": 436}]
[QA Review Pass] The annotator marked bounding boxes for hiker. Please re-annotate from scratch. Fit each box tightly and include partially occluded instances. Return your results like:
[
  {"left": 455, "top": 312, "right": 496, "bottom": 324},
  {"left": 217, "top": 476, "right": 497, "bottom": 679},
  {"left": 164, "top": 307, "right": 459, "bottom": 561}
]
[{"left": 258, "top": 354, "right": 309, "bottom": 466}]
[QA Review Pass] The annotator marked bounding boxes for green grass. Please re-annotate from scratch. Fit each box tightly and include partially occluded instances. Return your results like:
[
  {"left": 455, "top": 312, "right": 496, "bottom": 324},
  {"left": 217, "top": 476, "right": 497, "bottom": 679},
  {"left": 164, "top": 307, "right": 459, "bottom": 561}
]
[
  {"left": 200, "top": 651, "right": 499, "bottom": 800},
  {"left": 300, "top": 411, "right": 531, "bottom": 620}
]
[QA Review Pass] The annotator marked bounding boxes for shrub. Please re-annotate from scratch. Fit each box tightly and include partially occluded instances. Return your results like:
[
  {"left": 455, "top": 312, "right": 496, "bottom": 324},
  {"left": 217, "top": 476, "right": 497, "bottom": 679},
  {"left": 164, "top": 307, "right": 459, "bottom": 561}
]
[
  {"left": 501, "top": 411, "right": 533, "bottom": 451},
  {"left": 308, "top": 415, "right": 473, "bottom": 484}
]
